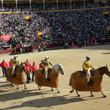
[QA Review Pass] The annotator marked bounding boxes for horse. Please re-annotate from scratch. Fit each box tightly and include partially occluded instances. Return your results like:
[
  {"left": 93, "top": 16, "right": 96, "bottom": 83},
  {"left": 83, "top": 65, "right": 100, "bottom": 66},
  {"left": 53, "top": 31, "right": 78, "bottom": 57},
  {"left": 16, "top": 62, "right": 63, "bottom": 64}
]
[
  {"left": 35, "top": 64, "right": 65, "bottom": 93},
  {"left": 69, "top": 65, "right": 110, "bottom": 97},
  {"left": 6, "top": 62, "right": 27, "bottom": 89}
]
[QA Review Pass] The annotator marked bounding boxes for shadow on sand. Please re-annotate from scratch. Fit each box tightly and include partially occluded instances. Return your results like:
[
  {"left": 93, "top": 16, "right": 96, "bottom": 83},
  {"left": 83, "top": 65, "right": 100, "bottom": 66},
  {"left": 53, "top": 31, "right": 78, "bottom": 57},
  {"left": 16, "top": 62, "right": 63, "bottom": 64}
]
[
  {"left": 3, "top": 95, "right": 85, "bottom": 110},
  {"left": 2, "top": 93, "right": 105, "bottom": 110}
]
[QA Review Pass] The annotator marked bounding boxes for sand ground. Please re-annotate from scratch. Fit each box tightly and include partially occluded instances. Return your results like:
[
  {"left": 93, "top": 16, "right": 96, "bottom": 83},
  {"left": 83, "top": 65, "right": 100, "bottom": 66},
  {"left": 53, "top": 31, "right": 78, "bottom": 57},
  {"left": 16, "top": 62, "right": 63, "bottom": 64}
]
[{"left": 0, "top": 45, "right": 110, "bottom": 110}]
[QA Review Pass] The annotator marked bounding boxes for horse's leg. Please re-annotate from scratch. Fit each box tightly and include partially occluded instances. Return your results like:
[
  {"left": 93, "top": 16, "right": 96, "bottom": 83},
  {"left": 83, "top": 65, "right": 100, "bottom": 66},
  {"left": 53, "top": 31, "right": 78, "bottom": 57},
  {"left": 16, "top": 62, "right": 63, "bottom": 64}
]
[
  {"left": 56, "top": 88, "right": 60, "bottom": 93},
  {"left": 101, "top": 91, "right": 106, "bottom": 98},
  {"left": 11, "top": 83, "right": 14, "bottom": 87},
  {"left": 75, "top": 90, "right": 80, "bottom": 97},
  {"left": 70, "top": 89, "right": 74, "bottom": 93},
  {"left": 51, "top": 88, "right": 54, "bottom": 91},
  {"left": 38, "top": 86, "right": 41, "bottom": 90},
  {"left": 90, "top": 91, "right": 94, "bottom": 97},
  {"left": 24, "top": 83, "right": 27, "bottom": 89},
  {"left": 17, "top": 85, "right": 19, "bottom": 89}
]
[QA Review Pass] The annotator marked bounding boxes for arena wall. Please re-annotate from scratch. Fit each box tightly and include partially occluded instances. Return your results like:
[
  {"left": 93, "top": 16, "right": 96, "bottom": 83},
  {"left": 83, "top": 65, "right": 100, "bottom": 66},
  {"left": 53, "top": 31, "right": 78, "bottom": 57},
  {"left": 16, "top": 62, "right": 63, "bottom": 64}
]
[
  {"left": 0, "top": 39, "right": 110, "bottom": 55},
  {"left": 0, "top": 0, "right": 108, "bottom": 4}
]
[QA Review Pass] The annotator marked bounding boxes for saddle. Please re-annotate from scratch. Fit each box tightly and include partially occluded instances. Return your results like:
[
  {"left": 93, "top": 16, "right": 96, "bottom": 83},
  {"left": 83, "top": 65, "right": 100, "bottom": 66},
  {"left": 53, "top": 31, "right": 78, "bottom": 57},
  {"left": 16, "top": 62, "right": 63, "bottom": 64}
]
[
  {"left": 79, "top": 70, "right": 95, "bottom": 77},
  {"left": 79, "top": 70, "right": 95, "bottom": 86},
  {"left": 11, "top": 65, "right": 25, "bottom": 78},
  {"left": 41, "top": 68, "right": 52, "bottom": 82},
  {"left": 42, "top": 68, "right": 52, "bottom": 75}
]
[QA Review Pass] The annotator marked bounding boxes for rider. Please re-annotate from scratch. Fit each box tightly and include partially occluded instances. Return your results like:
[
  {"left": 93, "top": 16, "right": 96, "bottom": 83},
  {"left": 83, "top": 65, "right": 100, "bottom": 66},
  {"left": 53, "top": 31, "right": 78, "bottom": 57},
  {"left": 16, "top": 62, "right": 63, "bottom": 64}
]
[
  {"left": 11, "top": 55, "right": 19, "bottom": 77},
  {"left": 41, "top": 56, "right": 53, "bottom": 81},
  {"left": 82, "top": 56, "right": 95, "bottom": 85}
]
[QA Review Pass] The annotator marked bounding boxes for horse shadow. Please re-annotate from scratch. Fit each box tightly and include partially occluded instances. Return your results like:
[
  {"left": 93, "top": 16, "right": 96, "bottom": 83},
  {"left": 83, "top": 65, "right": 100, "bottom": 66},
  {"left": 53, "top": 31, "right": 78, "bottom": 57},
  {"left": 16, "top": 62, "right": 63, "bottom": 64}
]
[
  {"left": 0, "top": 89, "right": 43, "bottom": 102},
  {"left": 0, "top": 90, "right": 8, "bottom": 94},
  {"left": 3, "top": 95, "right": 85, "bottom": 110},
  {"left": 102, "top": 52, "right": 110, "bottom": 55}
]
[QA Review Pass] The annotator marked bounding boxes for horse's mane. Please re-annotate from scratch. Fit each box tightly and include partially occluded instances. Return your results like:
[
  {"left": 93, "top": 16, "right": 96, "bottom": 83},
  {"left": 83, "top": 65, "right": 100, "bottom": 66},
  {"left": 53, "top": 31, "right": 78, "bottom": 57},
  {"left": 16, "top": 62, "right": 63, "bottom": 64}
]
[
  {"left": 16, "top": 63, "right": 26, "bottom": 73},
  {"left": 97, "top": 66, "right": 109, "bottom": 76},
  {"left": 97, "top": 66, "right": 104, "bottom": 70}
]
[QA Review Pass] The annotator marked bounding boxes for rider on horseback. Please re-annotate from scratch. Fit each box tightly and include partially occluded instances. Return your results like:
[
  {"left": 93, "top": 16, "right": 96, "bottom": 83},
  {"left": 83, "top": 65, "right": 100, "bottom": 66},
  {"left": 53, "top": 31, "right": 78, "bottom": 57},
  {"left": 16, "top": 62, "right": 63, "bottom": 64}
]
[
  {"left": 82, "top": 56, "right": 95, "bottom": 85},
  {"left": 41, "top": 56, "right": 53, "bottom": 82},
  {"left": 11, "top": 55, "right": 19, "bottom": 77}
]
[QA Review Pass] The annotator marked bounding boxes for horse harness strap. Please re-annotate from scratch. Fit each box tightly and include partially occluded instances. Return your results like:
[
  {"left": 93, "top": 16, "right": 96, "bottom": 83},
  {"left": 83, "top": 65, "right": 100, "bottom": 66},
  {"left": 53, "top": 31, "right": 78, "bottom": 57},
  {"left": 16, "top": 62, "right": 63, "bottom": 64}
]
[{"left": 58, "top": 65, "right": 62, "bottom": 73}]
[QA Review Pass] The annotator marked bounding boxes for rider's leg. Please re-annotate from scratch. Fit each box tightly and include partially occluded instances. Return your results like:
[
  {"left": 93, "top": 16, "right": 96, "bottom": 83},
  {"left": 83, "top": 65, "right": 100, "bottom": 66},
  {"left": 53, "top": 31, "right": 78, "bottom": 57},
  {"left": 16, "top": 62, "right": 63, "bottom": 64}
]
[
  {"left": 86, "top": 70, "right": 91, "bottom": 82},
  {"left": 86, "top": 70, "right": 94, "bottom": 85},
  {"left": 44, "top": 67, "right": 48, "bottom": 80},
  {"left": 12, "top": 66, "right": 16, "bottom": 77},
  {"left": 12, "top": 66, "right": 15, "bottom": 74}
]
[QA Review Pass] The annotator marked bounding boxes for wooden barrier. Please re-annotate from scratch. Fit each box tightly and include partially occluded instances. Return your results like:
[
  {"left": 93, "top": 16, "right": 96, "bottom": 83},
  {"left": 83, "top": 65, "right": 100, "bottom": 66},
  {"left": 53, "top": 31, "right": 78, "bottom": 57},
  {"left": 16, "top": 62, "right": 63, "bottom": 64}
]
[{"left": 0, "top": 39, "right": 110, "bottom": 55}]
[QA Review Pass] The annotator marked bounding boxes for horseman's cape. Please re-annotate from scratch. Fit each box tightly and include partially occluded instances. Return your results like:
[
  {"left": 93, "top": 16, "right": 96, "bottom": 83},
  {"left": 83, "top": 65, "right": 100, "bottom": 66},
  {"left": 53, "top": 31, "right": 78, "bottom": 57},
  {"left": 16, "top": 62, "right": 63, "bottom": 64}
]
[{"left": 35, "top": 69, "right": 59, "bottom": 88}]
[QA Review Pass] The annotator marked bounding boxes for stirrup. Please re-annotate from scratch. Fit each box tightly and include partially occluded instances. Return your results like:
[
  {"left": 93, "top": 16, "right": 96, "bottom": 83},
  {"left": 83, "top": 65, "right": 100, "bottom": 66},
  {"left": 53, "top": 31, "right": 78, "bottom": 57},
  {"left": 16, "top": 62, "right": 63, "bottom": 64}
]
[
  {"left": 12, "top": 74, "right": 16, "bottom": 78},
  {"left": 45, "top": 78, "right": 50, "bottom": 82},
  {"left": 87, "top": 80, "right": 94, "bottom": 86}
]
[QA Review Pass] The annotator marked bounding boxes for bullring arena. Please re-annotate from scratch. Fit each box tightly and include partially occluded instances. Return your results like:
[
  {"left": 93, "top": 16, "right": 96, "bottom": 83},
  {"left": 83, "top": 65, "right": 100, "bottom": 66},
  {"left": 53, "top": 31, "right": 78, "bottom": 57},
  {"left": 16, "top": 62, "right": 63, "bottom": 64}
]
[{"left": 0, "top": 44, "right": 110, "bottom": 110}]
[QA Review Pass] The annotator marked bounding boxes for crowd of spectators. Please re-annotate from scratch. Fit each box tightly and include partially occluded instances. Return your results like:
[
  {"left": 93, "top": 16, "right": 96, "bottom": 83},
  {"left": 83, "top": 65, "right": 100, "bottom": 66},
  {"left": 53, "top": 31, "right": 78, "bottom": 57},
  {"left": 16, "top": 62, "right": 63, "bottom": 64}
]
[{"left": 0, "top": 2, "right": 110, "bottom": 50}]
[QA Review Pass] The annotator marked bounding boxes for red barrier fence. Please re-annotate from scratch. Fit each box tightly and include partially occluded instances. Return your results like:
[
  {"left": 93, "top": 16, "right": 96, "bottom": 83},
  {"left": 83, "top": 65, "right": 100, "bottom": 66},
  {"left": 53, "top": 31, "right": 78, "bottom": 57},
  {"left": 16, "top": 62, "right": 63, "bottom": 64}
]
[
  {"left": 0, "top": 39, "right": 110, "bottom": 55},
  {"left": 0, "top": 48, "right": 14, "bottom": 55}
]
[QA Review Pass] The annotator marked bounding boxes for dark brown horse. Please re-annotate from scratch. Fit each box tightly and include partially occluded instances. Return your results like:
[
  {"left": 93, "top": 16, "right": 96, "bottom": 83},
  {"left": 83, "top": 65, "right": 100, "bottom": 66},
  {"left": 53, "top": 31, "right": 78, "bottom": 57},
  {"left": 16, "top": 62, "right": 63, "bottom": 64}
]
[
  {"left": 69, "top": 65, "right": 110, "bottom": 97},
  {"left": 6, "top": 62, "right": 26, "bottom": 89}
]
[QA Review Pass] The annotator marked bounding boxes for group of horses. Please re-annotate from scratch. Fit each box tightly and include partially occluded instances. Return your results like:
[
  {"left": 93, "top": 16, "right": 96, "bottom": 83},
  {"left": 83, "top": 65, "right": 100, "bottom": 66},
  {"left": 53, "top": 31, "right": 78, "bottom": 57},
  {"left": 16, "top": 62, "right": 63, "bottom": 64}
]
[{"left": 6, "top": 63, "right": 110, "bottom": 98}]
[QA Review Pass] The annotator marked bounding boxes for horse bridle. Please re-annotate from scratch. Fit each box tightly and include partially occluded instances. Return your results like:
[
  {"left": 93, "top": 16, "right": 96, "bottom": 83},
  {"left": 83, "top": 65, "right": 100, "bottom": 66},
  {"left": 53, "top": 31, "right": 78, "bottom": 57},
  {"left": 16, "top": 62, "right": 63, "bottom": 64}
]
[{"left": 58, "top": 65, "right": 63, "bottom": 73}]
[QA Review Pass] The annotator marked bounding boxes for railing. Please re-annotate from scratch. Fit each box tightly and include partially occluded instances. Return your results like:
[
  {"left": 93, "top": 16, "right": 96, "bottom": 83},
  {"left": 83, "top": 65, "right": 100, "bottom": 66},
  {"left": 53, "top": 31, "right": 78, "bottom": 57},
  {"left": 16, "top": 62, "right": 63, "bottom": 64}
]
[{"left": 0, "top": 6, "right": 110, "bottom": 14}]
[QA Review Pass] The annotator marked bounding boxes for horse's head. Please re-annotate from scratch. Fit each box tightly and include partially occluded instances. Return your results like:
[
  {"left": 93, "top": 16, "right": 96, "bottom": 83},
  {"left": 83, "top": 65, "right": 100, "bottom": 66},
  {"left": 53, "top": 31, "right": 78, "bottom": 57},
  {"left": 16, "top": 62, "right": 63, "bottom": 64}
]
[
  {"left": 99, "top": 65, "right": 110, "bottom": 77},
  {"left": 20, "top": 62, "right": 25, "bottom": 67},
  {"left": 53, "top": 63, "right": 65, "bottom": 75},
  {"left": 104, "top": 65, "right": 110, "bottom": 77},
  {"left": 19, "top": 62, "right": 26, "bottom": 72}
]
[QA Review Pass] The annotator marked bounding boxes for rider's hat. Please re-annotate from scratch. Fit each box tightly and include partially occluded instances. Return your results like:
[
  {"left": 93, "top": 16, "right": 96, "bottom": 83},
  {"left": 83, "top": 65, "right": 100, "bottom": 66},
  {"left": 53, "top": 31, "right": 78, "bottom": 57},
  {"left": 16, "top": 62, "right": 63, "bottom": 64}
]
[
  {"left": 14, "top": 55, "right": 18, "bottom": 58},
  {"left": 26, "top": 59, "right": 28, "bottom": 61},
  {"left": 33, "top": 62, "right": 35, "bottom": 64},
  {"left": 3, "top": 60, "right": 5, "bottom": 62},
  {"left": 44, "top": 56, "right": 49, "bottom": 60},
  {"left": 86, "top": 56, "right": 90, "bottom": 60}
]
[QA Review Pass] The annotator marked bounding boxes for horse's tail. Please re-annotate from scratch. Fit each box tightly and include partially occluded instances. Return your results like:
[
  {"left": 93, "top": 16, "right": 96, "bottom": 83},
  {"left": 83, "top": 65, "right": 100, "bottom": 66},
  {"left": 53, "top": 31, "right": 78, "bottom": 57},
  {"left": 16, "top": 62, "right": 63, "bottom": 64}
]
[
  {"left": 69, "top": 80, "right": 71, "bottom": 86},
  {"left": 69, "top": 77, "right": 72, "bottom": 86}
]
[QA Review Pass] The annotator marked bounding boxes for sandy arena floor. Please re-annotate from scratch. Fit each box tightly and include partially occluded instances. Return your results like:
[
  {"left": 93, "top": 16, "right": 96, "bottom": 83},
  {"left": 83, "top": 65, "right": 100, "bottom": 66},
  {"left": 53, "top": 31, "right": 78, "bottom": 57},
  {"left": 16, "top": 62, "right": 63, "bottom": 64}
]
[{"left": 0, "top": 45, "right": 110, "bottom": 110}]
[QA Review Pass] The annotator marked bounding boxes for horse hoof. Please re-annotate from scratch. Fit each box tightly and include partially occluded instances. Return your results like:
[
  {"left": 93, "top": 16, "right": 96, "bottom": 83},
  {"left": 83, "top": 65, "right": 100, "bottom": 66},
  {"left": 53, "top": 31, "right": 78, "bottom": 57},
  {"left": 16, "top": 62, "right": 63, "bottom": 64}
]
[
  {"left": 91, "top": 95, "right": 94, "bottom": 97},
  {"left": 17, "top": 88, "right": 19, "bottom": 89},
  {"left": 77, "top": 95, "right": 80, "bottom": 97},
  {"left": 25, "top": 88, "right": 27, "bottom": 90},
  {"left": 58, "top": 91, "right": 60, "bottom": 93},
  {"left": 103, "top": 95, "right": 106, "bottom": 98},
  {"left": 51, "top": 89, "right": 54, "bottom": 91},
  {"left": 39, "top": 88, "right": 41, "bottom": 90},
  {"left": 11, "top": 85, "right": 14, "bottom": 87},
  {"left": 70, "top": 90, "right": 73, "bottom": 93}
]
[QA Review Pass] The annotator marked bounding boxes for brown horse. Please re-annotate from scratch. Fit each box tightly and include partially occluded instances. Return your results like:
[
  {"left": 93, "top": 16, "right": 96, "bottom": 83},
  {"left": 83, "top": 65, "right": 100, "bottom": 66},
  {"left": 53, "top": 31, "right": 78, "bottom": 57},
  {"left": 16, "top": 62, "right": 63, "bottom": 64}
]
[
  {"left": 35, "top": 64, "right": 65, "bottom": 93},
  {"left": 69, "top": 65, "right": 110, "bottom": 97},
  {"left": 6, "top": 62, "right": 26, "bottom": 89}
]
